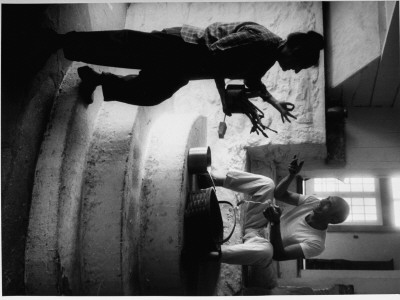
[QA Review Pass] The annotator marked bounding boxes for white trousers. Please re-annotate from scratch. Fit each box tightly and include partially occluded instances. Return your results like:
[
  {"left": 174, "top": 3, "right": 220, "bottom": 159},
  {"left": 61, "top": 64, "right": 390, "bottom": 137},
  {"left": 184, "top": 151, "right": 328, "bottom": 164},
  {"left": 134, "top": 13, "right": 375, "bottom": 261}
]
[{"left": 220, "top": 170, "right": 277, "bottom": 289}]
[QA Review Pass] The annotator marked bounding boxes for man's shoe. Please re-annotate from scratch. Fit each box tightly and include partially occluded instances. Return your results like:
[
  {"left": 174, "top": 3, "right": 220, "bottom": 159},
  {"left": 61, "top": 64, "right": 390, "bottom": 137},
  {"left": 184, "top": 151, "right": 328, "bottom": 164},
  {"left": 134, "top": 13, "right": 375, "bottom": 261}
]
[{"left": 77, "top": 66, "right": 101, "bottom": 104}]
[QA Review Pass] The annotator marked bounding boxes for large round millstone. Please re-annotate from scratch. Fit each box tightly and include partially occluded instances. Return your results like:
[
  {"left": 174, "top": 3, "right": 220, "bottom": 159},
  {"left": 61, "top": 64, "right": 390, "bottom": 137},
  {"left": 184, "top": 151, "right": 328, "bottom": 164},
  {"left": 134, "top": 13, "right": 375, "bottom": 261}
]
[
  {"left": 137, "top": 114, "right": 208, "bottom": 295},
  {"left": 25, "top": 79, "right": 210, "bottom": 296}
]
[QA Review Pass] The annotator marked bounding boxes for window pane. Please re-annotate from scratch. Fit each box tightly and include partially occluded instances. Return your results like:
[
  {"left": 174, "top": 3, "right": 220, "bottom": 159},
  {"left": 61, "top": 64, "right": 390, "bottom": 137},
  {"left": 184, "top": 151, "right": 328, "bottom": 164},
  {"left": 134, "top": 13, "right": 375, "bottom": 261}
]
[
  {"left": 363, "top": 183, "right": 375, "bottom": 192},
  {"left": 351, "top": 184, "right": 363, "bottom": 192},
  {"left": 314, "top": 183, "right": 322, "bottom": 192},
  {"left": 352, "top": 198, "right": 364, "bottom": 205},
  {"left": 351, "top": 178, "right": 363, "bottom": 184},
  {"left": 339, "top": 183, "right": 351, "bottom": 192},
  {"left": 392, "top": 178, "right": 400, "bottom": 227},
  {"left": 352, "top": 206, "right": 365, "bottom": 214},
  {"left": 394, "top": 201, "right": 400, "bottom": 227},
  {"left": 392, "top": 177, "right": 400, "bottom": 226},
  {"left": 326, "top": 183, "right": 336, "bottom": 192},
  {"left": 364, "top": 198, "right": 376, "bottom": 206},
  {"left": 365, "top": 206, "right": 376, "bottom": 214},
  {"left": 365, "top": 214, "right": 377, "bottom": 221},
  {"left": 392, "top": 178, "right": 400, "bottom": 199},
  {"left": 353, "top": 214, "right": 365, "bottom": 221},
  {"left": 363, "top": 178, "right": 374, "bottom": 184}
]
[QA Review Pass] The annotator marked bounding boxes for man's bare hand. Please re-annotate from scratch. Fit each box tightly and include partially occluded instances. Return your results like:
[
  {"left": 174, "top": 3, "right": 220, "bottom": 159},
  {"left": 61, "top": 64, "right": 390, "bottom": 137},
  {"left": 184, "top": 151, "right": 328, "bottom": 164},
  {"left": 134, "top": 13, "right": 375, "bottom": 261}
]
[
  {"left": 247, "top": 90, "right": 296, "bottom": 124},
  {"left": 276, "top": 102, "right": 296, "bottom": 123},
  {"left": 263, "top": 204, "right": 282, "bottom": 223},
  {"left": 288, "top": 155, "right": 304, "bottom": 175}
]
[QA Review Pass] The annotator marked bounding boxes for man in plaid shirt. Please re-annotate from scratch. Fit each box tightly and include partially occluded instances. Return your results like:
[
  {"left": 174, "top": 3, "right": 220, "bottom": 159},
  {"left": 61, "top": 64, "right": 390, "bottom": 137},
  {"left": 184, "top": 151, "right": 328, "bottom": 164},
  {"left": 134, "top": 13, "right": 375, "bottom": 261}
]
[{"left": 50, "top": 21, "right": 324, "bottom": 123}]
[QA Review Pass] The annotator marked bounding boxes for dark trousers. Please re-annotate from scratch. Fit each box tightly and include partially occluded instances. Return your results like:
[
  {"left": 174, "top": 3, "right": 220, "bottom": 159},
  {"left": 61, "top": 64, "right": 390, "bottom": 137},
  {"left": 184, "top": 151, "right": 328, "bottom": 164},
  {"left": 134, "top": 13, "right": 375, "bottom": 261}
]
[{"left": 63, "top": 29, "right": 212, "bottom": 106}]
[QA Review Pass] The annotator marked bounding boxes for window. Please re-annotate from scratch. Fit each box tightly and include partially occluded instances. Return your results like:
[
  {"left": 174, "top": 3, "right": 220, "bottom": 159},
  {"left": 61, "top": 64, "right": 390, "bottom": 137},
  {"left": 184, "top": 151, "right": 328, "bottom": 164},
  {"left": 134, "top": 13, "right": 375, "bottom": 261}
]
[
  {"left": 391, "top": 178, "right": 400, "bottom": 227},
  {"left": 305, "top": 177, "right": 382, "bottom": 225}
]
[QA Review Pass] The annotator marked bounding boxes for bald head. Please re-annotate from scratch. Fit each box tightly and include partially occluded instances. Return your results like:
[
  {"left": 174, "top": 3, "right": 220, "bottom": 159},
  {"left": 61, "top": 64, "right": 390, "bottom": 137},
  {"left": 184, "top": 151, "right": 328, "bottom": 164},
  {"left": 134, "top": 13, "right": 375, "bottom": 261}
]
[
  {"left": 328, "top": 196, "right": 350, "bottom": 224},
  {"left": 312, "top": 196, "right": 350, "bottom": 225}
]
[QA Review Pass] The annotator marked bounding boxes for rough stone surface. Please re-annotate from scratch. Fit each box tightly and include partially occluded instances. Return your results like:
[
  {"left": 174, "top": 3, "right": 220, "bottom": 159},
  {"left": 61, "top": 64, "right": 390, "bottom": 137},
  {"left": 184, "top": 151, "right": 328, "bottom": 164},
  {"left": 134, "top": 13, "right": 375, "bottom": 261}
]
[
  {"left": 138, "top": 114, "right": 207, "bottom": 295},
  {"left": 56, "top": 64, "right": 105, "bottom": 295},
  {"left": 24, "top": 63, "right": 104, "bottom": 295},
  {"left": 120, "top": 96, "right": 174, "bottom": 296},
  {"left": 79, "top": 101, "right": 137, "bottom": 295}
]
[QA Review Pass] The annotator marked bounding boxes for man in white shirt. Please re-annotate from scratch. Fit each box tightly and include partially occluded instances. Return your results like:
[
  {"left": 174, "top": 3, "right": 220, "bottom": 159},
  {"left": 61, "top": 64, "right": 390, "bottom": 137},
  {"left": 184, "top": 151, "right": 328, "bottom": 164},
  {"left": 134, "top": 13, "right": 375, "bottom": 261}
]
[{"left": 211, "top": 156, "right": 350, "bottom": 289}]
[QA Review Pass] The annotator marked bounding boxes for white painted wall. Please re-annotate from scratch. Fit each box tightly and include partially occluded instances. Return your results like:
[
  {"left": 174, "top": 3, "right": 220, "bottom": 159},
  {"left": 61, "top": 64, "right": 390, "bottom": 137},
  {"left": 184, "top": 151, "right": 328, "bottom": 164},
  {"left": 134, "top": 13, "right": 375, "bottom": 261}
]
[
  {"left": 279, "top": 270, "right": 400, "bottom": 294},
  {"left": 318, "top": 231, "right": 400, "bottom": 269},
  {"left": 327, "top": 1, "right": 381, "bottom": 88}
]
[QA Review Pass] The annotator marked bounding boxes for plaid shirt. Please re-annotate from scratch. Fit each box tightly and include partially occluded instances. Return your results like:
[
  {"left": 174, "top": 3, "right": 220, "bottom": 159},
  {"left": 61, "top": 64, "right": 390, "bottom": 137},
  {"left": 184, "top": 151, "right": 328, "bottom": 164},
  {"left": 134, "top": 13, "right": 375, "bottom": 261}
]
[
  {"left": 180, "top": 22, "right": 282, "bottom": 52},
  {"left": 163, "top": 22, "right": 282, "bottom": 91}
]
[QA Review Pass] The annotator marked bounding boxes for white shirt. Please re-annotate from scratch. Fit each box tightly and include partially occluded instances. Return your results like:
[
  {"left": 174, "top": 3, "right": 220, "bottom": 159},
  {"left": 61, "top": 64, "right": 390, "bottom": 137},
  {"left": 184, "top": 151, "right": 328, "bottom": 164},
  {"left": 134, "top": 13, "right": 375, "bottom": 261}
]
[{"left": 280, "top": 195, "right": 326, "bottom": 258}]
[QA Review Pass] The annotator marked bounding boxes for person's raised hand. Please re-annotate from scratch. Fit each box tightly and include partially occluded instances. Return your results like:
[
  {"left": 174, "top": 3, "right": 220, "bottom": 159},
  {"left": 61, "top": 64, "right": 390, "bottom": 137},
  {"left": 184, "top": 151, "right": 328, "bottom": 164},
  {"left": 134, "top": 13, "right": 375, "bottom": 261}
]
[
  {"left": 277, "top": 102, "right": 296, "bottom": 123},
  {"left": 263, "top": 204, "right": 282, "bottom": 224},
  {"left": 288, "top": 155, "right": 304, "bottom": 175}
]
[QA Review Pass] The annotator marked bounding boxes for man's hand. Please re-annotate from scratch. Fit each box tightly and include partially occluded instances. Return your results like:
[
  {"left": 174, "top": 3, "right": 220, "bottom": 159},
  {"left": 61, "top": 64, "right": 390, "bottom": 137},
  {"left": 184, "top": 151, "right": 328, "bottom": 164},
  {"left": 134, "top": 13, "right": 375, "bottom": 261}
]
[
  {"left": 263, "top": 204, "right": 282, "bottom": 224},
  {"left": 288, "top": 155, "right": 304, "bottom": 175},
  {"left": 255, "top": 91, "right": 296, "bottom": 123},
  {"left": 275, "top": 101, "right": 296, "bottom": 123}
]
